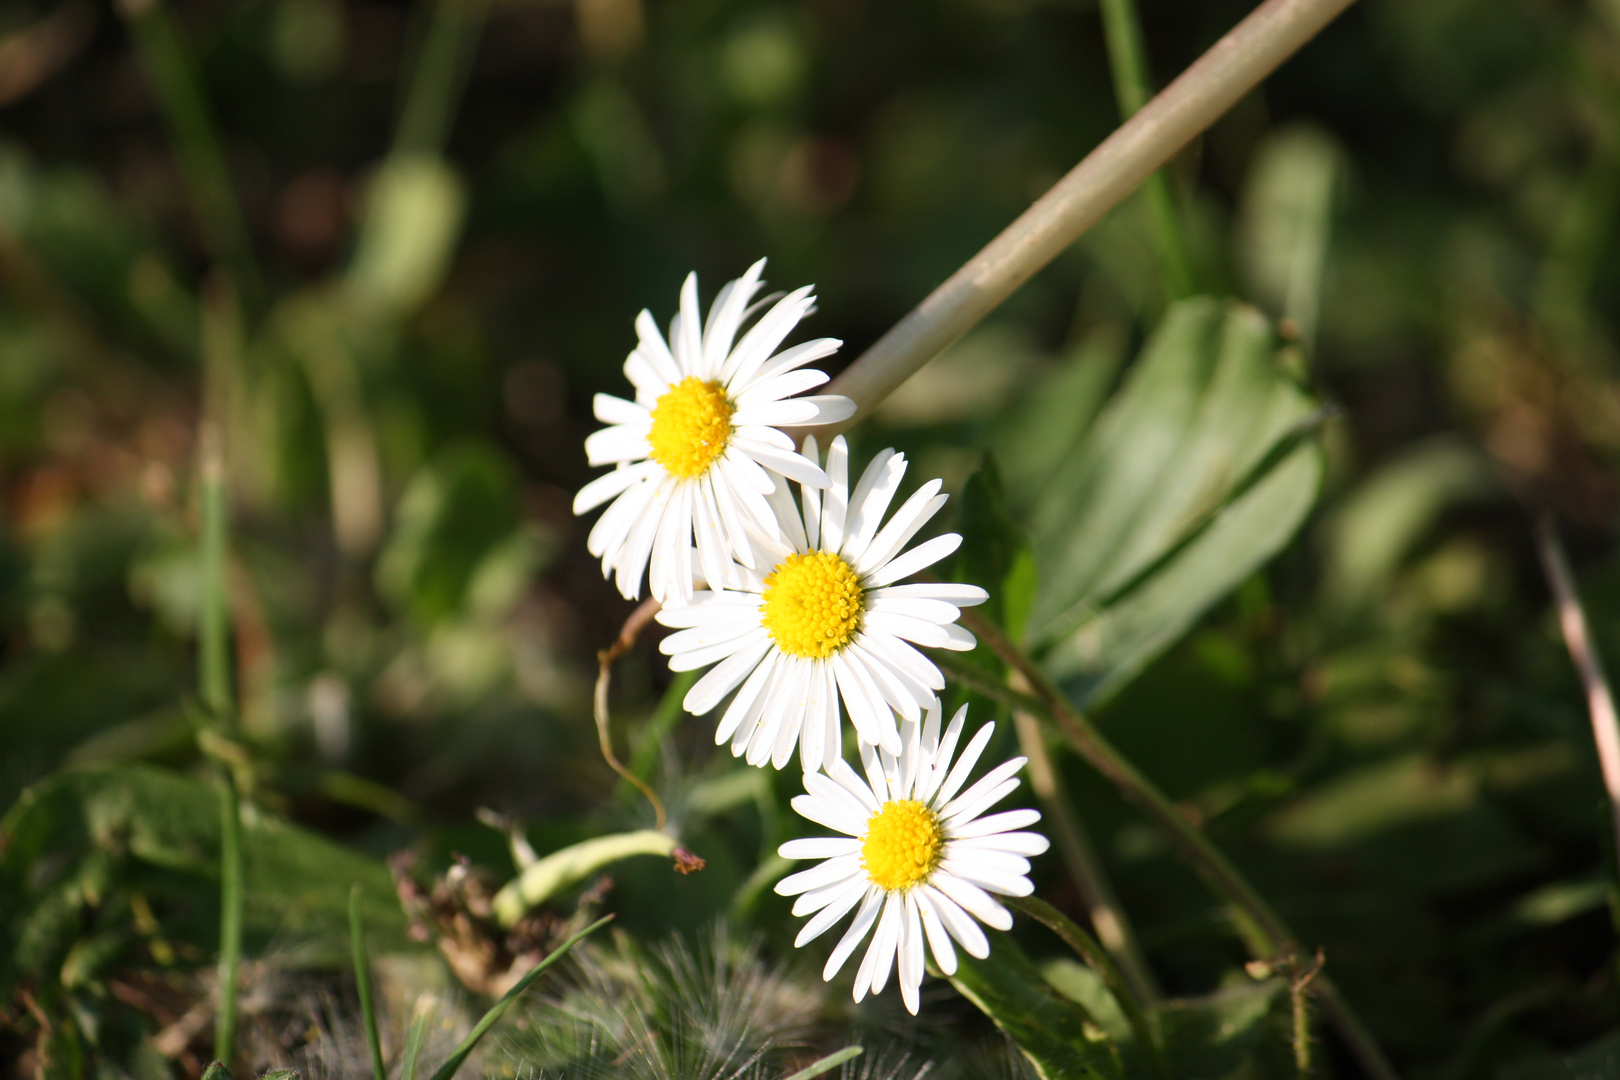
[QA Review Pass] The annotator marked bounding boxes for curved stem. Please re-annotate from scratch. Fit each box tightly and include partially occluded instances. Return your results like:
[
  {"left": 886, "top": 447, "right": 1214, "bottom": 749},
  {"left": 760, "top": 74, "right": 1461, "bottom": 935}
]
[
  {"left": 793, "top": 0, "right": 1360, "bottom": 441},
  {"left": 595, "top": 597, "right": 668, "bottom": 830},
  {"left": 960, "top": 610, "right": 1401, "bottom": 1080}
]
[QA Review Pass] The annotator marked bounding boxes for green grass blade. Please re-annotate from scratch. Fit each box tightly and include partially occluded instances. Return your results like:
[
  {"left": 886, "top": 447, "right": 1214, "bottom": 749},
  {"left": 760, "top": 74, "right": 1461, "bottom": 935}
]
[
  {"left": 782, "top": 1046, "right": 863, "bottom": 1080},
  {"left": 350, "top": 884, "right": 388, "bottom": 1080},
  {"left": 427, "top": 914, "right": 614, "bottom": 1080},
  {"left": 401, "top": 993, "right": 436, "bottom": 1080}
]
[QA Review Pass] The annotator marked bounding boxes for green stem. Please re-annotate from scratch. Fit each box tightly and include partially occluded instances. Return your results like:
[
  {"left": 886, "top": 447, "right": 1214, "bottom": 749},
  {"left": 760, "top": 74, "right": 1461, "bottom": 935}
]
[
  {"left": 117, "top": 0, "right": 261, "bottom": 308},
  {"left": 199, "top": 431, "right": 243, "bottom": 1067},
  {"left": 427, "top": 915, "right": 614, "bottom": 1080},
  {"left": 213, "top": 770, "right": 242, "bottom": 1065},
  {"left": 1097, "top": 0, "right": 1194, "bottom": 298},
  {"left": 960, "top": 610, "right": 1401, "bottom": 1080},
  {"left": 394, "top": 0, "right": 489, "bottom": 157},
  {"left": 1009, "top": 896, "right": 1168, "bottom": 1080},
  {"left": 350, "top": 885, "right": 388, "bottom": 1080}
]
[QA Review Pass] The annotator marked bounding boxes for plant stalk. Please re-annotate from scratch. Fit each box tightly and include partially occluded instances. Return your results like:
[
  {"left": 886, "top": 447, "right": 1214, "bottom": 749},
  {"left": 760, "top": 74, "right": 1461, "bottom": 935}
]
[
  {"left": 199, "top": 429, "right": 244, "bottom": 1068},
  {"left": 795, "top": 0, "right": 1360, "bottom": 440},
  {"left": 961, "top": 610, "right": 1400, "bottom": 1080},
  {"left": 1096, "top": 0, "right": 1194, "bottom": 297},
  {"left": 116, "top": 0, "right": 261, "bottom": 308},
  {"left": 1534, "top": 513, "right": 1620, "bottom": 867}
]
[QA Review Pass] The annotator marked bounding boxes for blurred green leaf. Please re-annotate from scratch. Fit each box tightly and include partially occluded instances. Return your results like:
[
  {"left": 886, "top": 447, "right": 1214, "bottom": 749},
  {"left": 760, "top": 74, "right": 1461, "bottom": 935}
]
[
  {"left": 1027, "top": 298, "right": 1324, "bottom": 707},
  {"left": 1155, "top": 979, "right": 1287, "bottom": 1080},
  {"left": 347, "top": 154, "right": 467, "bottom": 316},
  {"left": 0, "top": 763, "right": 407, "bottom": 994},
  {"left": 948, "top": 936, "right": 1122, "bottom": 1080},
  {"left": 376, "top": 442, "right": 531, "bottom": 626},
  {"left": 1318, "top": 436, "right": 1497, "bottom": 618},
  {"left": 1237, "top": 125, "right": 1346, "bottom": 347},
  {"left": 992, "top": 326, "right": 1127, "bottom": 513},
  {"left": 950, "top": 453, "right": 1034, "bottom": 641}
]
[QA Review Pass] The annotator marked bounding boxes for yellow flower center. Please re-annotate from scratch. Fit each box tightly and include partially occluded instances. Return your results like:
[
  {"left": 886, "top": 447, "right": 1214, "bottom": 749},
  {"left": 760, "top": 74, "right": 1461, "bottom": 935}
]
[
  {"left": 647, "top": 376, "right": 733, "bottom": 478},
  {"left": 862, "top": 800, "right": 943, "bottom": 891},
  {"left": 760, "top": 551, "right": 864, "bottom": 659}
]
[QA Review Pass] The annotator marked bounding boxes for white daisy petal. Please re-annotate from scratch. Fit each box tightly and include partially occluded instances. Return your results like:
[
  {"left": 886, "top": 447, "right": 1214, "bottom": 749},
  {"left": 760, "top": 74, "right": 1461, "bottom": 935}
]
[
  {"left": 862, "top": 611, "right": 961, "bottom": 650},
  {"left": 913, "top": 887, "right": 958, "bottom": 975},
  {"left": 584, "top": 424, "right": 652, "bottom": 466},
  {"left": 930, "top": 871, "right": 1014, "bottom": 931},
  {"left": 679, "top": 632, "right": 770, "bottom": 699},
  {"left": 942, "top": 777, "right": 1023, "bottom": 830},
  {"left": 820, "top": 437, "right": 850, "bottom": 553},
  {"left": 943, "top": 757, "right": 1028, "bottom": 821},
  {"left": 866, "top": 597, "right": 962, "bottom": 624},
  {"left": 670, "top": 625, "right": 770, "bottom": 676},
  {"left": 856, "top": 893, "right": 903, "bottom": 1000},
  {"left": 779, "top": 836, "right": 862, "bottom": 860},
  {"left": 919, "top": 883, "right": 991, "bottom": 959},
  {"left": 854, "top": 487, "right": 946, "bottom": 577},
  {"left": 862, "top": 632, "right": 946, "bottom": 692},
  {"left": 633, "top": 310, "right": 682, "bottom": 385},
  {"left": 824, "top": 887, "right": 884, "bottom": 981},
  {"left": 865, "top": 532, "right": 963, "bottom": 588},
  {"left": 725, "top": 286, "right": 816, "bottom": 388},
  {"left": 932, "top": 721, "right": 996, "bottom": 809},
  {"left": 795, "top": 880, "right": 868, "bottom": 946},
  {"left": 614, "top": 483, "right": 673, "bottom": 599},
  {"left": 574, "top": 460, "right": 658, "bottom": 515},
  {"left": 793, "top": 876, "right": 862, "bottom": 918},
  {"left": 949, "top": 808, "right": 1044, "bottom": 839},
  {"left": 791, "top": 791, "right": 868, "bottom": 837},
  {"left": 797, "top": 394, "right": 857, "bottom": 426},
  {"left": 777, "top": 853, "right": 864, "bottom": 897},
  {"left": 870, "top": 583, "right": 990, "bottom": 606},
  {"left": 841, "top": 449, "right": 904, "bottom": 563},
  {"left": 899, "top": 897, "right": 926, "bottom": 1015},
  {"left": 593, "top": 393, "right": 649, "bottom": 426},
  {"left": 743, "top": 336, "right": 843, "bottom": 390},
  {"left": 938, "top": 857, "right": 1035, "bottom": 897},
  {"left": 713, "top": 650, "right": 780, "bottom": 745}
]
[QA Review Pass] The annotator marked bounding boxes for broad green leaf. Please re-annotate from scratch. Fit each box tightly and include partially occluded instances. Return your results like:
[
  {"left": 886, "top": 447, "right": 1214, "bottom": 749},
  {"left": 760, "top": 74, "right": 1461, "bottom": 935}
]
[
  {"left": 948, "top": 936, "right": 1121, "bottom": 1080},
  {"left": 1156, "top": 978, "right": 1287, "bottom": 1080},
  {"left": 1025, "top": 298, "right": 1324, "bottom": 707},
  {"left": 0, "top": 763, "right": 406, "bottom": 992}
]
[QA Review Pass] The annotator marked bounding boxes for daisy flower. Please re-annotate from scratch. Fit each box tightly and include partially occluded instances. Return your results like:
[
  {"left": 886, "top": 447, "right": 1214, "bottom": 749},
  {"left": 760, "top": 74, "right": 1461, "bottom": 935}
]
[
  {"left": 654, "top": 435, "right": 987, "bottom": 771},
  {"left": 573, "top": 259, "right": 855, "bottom": 604},
  {"left": 775, "top": 702, "right": 1049, "bottom": 1015}
]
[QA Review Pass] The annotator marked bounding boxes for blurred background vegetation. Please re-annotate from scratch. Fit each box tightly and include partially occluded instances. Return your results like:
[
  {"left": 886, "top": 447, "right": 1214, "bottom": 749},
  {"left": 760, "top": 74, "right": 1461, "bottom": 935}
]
[{"left": 3, "top": 0, "right": 1620, "bottom": 1075}]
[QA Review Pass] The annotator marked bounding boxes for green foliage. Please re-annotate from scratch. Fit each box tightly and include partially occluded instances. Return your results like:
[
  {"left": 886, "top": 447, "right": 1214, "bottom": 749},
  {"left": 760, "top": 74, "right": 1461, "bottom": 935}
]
[
  {"left": 1022, "top": 298, "right": 1324, "bottom": 708},
  {"left": 0, "top": 763, "right": 406, "bottom": 998},
  {"left": 947, "top": 938, "right": 1121, "bottom": 1080}
]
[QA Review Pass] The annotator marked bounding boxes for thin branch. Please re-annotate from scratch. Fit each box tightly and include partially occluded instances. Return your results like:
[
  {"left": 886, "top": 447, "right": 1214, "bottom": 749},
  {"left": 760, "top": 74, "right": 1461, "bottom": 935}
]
[
  {"left": 595, "top": 598, "right": 668, "bottom": 831},
  {"left": 1534, "top": 512, "right": 1620, "bottom": 860},
  {"left": 793, "top": 0, "right": 1360, "bottom": 440},
  {"left": 960, "top": 609, "right": 1401, "bottom": 1080}
]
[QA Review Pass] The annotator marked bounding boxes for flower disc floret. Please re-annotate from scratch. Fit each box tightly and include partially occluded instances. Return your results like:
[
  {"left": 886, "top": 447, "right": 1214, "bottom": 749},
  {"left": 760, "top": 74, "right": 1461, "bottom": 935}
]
[
  {"left": 862, "top": 799, "right": 942, "bottom": 891},
  {"left": 646, "top": 376, "right": 733, "bottom": 478},
  {"left": 760, "top": 550, "right": 864, "bottom": 659}
]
